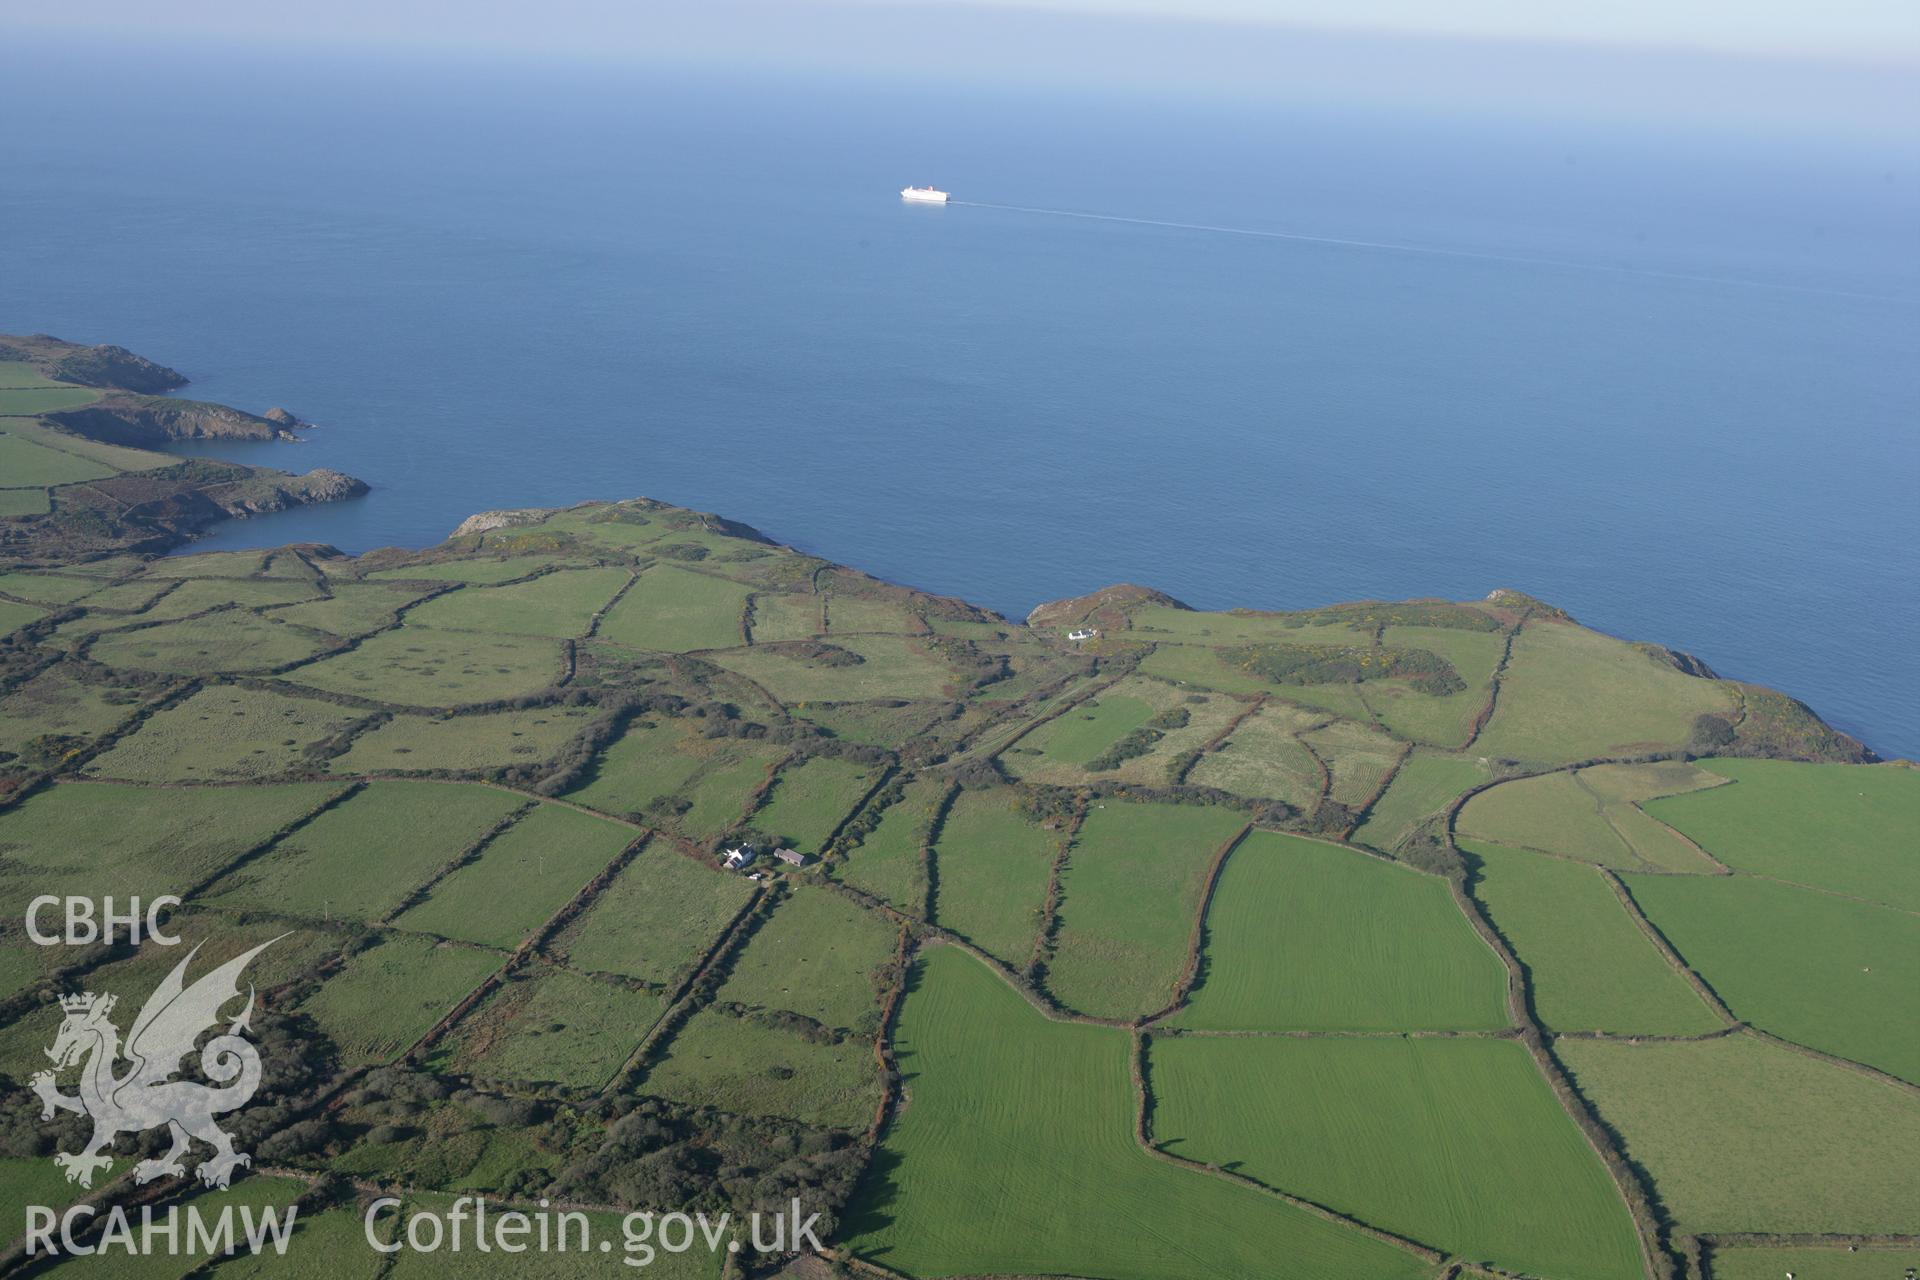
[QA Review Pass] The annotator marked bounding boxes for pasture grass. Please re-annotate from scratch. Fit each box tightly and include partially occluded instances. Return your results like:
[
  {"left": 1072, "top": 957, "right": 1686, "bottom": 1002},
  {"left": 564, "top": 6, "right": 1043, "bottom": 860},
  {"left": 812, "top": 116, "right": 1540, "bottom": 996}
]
[
  {"left": 718, "top": 887, "right": 895, "bottom": 1030},
  {"left": 824, "top": 596, "right": 923, "bottom": 634},
  {"left": 0, "top": 598, "right": 47, "bottom": 639},
  {"left": 561, "top": 715, "right": 710, "bottom": 818},
  {"left": 1173, "top": 831, "right": 1508, "bottom": 1031},
  {"left": 0, "top": 385, "right": 105, "bottom": 414},
  {"left": 1351, "top": 749, "right": 1490, "bottom": 852},
  {"left": 266, "top": 582, "right": 435, "bottom": 638},
  {"left": 84, "top": 685, "right": 361, "bottom": 782},
  {"left": 1464, "top": 839, "right": 1721, "bottom": 1035},
  {"left": 0, "top": 487, "right": 49, "bottom": 515},
  {"left": 0, "top": 418, "right": 174, "bottom": 471},
  {"left": 929, "top": 786, "right": 1059, "bottom": 967},
  {"left": 394, "top": 802, "right": 635, "bottom": 948},
  {"left": 0, "top": 571, "right": 108, "bottom": 605},
  {"left": 1624, "top": 871, "right": 1919, "bottom": 1083},
  {"left": 1558, "top": 1034, "right": 1920, "bottom": 1233},
  {"left": 1300, "top": 719, "right": 1404, "bottom": 806},
  {"left": 1135, "top": 643, "right": 1273, "bottom": 694},
  {"left": 833, "top": 774, "right": 944, "bottom": 912},
  {"left": 202, "top": 781, "right": 524, "bottom": 923},
  {"left": 1148, "top": 1035, "right": 1644, "bottom": 1280},
  {"left": 283, "top": 625, "right": 563, "bottom": 707},
  {"left": 1186, "top": 701, "right": 1328, "bottom": 808},
  {"left": 89, "top": 614, "right": 329, "bottom": 675},
  {"left": 750, "top": 755, "right": 879, "bottom": 852},
  {"left": 1045, "top": 800, "right": 1247, "bottom": 1020},
  {"left": 300, "top": 933, "right": 505, "bottom": 1068},
  {"left": 366, "top": 555, "right": 587, "bottom": 584},
  {"left": 552, "top": 844, "right": 753, "bottom": 987},
  {"left": 710, "top": 634, "right": 957, "bottom": 701},
  {"left": 0, "top": 429, "right": 116, "bottom": 484},
  {"left": 1707, "top": 1245, "right": 1920, "bottom": 1280},
  {"left": 0, "top": 780, "right": 340, "bottom": 918},
  {"left": 402, "top": 567, "right": 630, "bottom": 638},
  {"left": 445, "top": 966, "right": 664, "bottom": 1089},
  {"left": 748, "top": 590, "right": 822, "bottom": 642},
  {"left": 0, "top": 665, "right": 143, "bottom": 755},
  {"left": 1473, "top": 620, "right": 1732, "bottom": 762},
  {"left": 331, "top": 706, "right": 595, "bottom": 775},
  {"left": 595, "top": 565, "right": 749, "bottom": 652},
  {"left": 1647, "top": 758, "right": 1920, "bottom": 911},
  {"left": 642, "top": 1007, "right": 881, "bottom": 1130},
  {"left": 841, "top": 945, "right": 1428, "bottom": 1280}
]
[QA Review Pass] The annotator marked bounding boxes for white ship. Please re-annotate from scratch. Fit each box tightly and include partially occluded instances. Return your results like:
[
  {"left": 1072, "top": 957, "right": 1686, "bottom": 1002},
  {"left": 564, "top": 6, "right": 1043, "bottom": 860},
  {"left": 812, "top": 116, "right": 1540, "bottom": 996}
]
[{"left": 900, "top": 185, "right": 949, "bottom": 204}]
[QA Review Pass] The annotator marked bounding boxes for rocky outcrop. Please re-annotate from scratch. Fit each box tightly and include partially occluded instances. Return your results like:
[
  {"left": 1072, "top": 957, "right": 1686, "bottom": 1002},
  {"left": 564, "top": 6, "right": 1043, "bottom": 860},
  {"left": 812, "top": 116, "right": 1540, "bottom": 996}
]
[
  {"left": 1636, "top": 642, "right": 1719, "bottom": 680},
  {"left": 1026, "top": 583, "right": 1189, "bottom": 631},
  {"left": 451, "top": 507, "right": 555, "bottom": 539},
  {"left": 263, "top": 407, "right": 302, "bottom": 427},
  {"left": 208, "top": 468, "right": 368, "bottom": 516},
  {"left": 0, "top": 333, "right": 187, "bottom": 393},
  {"left": 45, "top": 395, "right": 297, "bottom": 445}
]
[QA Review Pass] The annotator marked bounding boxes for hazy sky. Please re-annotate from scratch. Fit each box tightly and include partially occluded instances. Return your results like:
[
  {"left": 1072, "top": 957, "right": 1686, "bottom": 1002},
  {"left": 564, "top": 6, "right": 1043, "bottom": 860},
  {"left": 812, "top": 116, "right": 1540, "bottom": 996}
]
[{"left": 5, "top": 0, "right": 1916, "bottom": 133}]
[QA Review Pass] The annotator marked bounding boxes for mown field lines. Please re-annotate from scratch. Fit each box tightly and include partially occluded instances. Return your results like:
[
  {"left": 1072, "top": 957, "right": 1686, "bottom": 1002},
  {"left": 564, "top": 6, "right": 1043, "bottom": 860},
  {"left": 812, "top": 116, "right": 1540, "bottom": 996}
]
[
  {"left": 1172, "top": 831, "right": 1508, "bottom": 1032},
  {"left": 1148, "top": 1035, "right": 1645, "bottom": 1280},
  {"left": 843, "top": 946, "right": 1429, "bottom": 1280},
  {"left": 1045, "top": 800, "right": 1247, "bottom": 1020},
  {"left": 1647, "top": 757, "right": 1920, "bottom": 911},
  {"left": 1624, "top": 871, "right": 1920, "bottom": 1083},
  {"left": 1463, "top": 840, "right": 1721, "bottom": 1035},
  {"left": 1559, "top": 1034, "right": 1920, "bottom": 1233}
]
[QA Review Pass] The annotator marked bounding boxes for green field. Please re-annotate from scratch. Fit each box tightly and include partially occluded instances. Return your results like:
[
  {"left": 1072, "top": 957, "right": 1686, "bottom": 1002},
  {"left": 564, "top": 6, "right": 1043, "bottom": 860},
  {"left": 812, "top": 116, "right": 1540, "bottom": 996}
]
[
  {"left": 0, "top": 416, "right": 174, "bottom": 471},
  {"left": 825, "top": 595, "right": 924, "bottom": 634},
  {"left": 395, "top": 803, "right": 635, "bottom": 948},
  {"left": 718, "top": 886, "right": 896, "bottom": 1030},
  {"left": 0, "top": 487, "right": 49, "bottom": 516},
  {"left": 1465, "top": 840, "right": 1721, "bottom": 1034},
  {"left": 1010, "top": 693, "right": 1154, "bottom": 766},
  {"left": 1301, "top": 718, "right": 1405, "bottom": 805},
  {"left": 402, "top": 566, "right": 630, "bottom": 638},
  {"left": 87, "top": 613, "right": 330, "bottom": 674},
  {"left": 1174, "top": 831, "right": 1509, "bottom": 1031},
  {"left": 203, "top": 782, "right": 524, "bottom": 923},
  {"left": 594, "top": 565, "right": 749, "bottom": 652},
  {"left": 552, "top": 843, "right": 753, "bottom": 986},
  {"left": 84, "top": 684, "right": 361, "bottom": 781},
  {"left": 1186, "top": 701, "right": 1329, "bottom": 808},
  {"left": 642, "top": 1006, "right": 882, "bottom": 1130},
  {"left": 834, "top": 774, "right": 944, "bottom": 912},
  {"left": 0, "top": 570, "right": 107, "bottom": 606},
  {"left": 1367, "top": 622, "right": 1505, "bottom": 744},
  {"left": 749, "top": 590, "right": 822, "bottom": 641},
  {"left": 1135, "top": 642, "right": 1274, "bottom": 694},
  {"left": 1558, "top": 1034, "right": 1920, "bottom": 1233},
  {"left": 265, "top": 581, "right": 431, "bottom": 637},
  {"left": 710, "top": 633, "right": 959, "bottom": 701},
  {"left": 284, "top": 624, "right": 564, "bottom": 706},
  {"left": 366, "top": 555, "right": 588, "bottom": 583},
  {"left": 1149, "top": 1035, "right": 1644, "bottom": 1280},
  {"left": 1460, "top": 763, "right": 1722, "bottom": 871},
  {"left": 446, "top": 965, "right": 665, "bottom": 1088},
  {"left": 1624, "top": 871, "right": 1919, "bottom": 1082},
  {"left": 749, "top": 754, "right": 879, "bottom": 852},
  {"left": 1473, "top": 621, "right": 1733, "bottom": 762},
  {"left": 1352, "top": 749, "right": 1490, "bottom": 851},
  {"left": 299, "top": 933, "right": 505, "bottom": 1067},
  {"left": 0, "top": 664, "right": 143, "bottom": 755},
  {"left": 0, "top": 780, "right": 340, "bottom": 917},
  {"left": 676, "top": 744, "right": 785, "bottom": 838},
  {"left": 1707, "top": 1245, "right": 1920, "bottom": 1280},
  {"left": 843, "top": 946, "right": 1429, "bottom": 1280},
  {"left": 0, "top": 428, "right": 117, "bottom": 484},
  {"left": 1647, "top": 758, "right": 1920, "bottom": 911},
  {"left": 1045, "top": 800, "right": 1248, "bottom": 1020},
  {"left": 561, "top": 715, "right": 710, "bottom": 816},
  {"left": 928, "top": 786, "right": 1060, "bottom": 966},
  {"left": 332, "top": 705, "right": 595, "bottom": 774}
]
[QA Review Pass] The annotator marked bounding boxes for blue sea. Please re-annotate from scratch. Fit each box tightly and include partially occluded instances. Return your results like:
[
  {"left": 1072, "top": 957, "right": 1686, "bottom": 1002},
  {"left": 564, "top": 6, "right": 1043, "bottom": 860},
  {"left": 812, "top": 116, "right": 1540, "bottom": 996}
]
[{"left": 2, "top": 44, "right": 1916, "bottom": 757}]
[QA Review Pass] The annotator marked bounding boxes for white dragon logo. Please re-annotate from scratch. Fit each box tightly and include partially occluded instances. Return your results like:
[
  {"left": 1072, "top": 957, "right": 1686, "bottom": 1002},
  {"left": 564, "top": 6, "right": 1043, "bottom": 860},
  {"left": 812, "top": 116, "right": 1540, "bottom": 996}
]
[{"left": 30, "top": 938, "right": 279, "bottom": 1190}]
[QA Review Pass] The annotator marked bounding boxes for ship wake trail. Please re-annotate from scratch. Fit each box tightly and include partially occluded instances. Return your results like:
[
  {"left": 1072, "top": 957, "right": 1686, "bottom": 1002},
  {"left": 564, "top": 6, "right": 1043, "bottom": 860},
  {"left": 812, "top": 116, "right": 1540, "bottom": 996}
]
[{"left": 947, "top": 200, "right": 1897, "bottom": 302}]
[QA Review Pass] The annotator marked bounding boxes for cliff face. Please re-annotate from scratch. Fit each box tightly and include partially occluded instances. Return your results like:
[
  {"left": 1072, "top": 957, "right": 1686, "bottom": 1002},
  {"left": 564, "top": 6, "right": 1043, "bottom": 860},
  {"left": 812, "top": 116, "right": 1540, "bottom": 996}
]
[
  {"left": 1026, "top": 583, "right": 1190, "bottom": 630},
  {"left": 46, "top": 395, "right": 296, "bottom": 445},
  {"left": 0, "top": 333, "right": 188, "bottom": 393}
]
